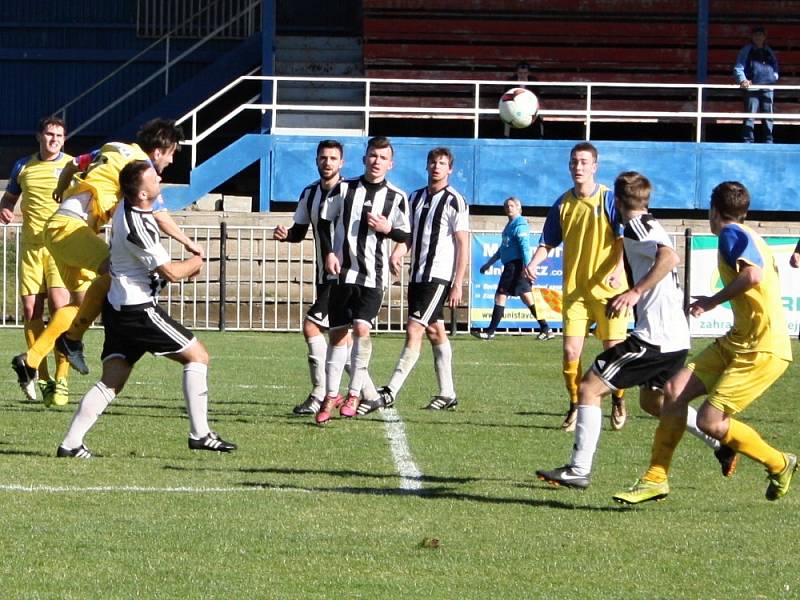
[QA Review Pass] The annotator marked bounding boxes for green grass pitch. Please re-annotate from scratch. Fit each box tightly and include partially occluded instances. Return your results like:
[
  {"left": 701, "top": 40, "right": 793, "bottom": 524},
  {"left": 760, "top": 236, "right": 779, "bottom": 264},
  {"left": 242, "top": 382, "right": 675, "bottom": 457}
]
[{"left": 1, "top": 329, "right": 798, "bottom": 598}]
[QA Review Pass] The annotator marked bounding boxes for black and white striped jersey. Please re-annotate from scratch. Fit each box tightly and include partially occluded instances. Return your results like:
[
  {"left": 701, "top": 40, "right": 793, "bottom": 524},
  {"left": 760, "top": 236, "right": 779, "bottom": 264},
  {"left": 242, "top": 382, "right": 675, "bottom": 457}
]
[
  {"left": 623, "top": 213, "right": 689, "bottom": 352},
  {"left": 320, "top": 176, "right": 410, "bottom": 289},
  {"left": 407, "top": 185, "right": 470, "bottom": 283},
  {"left": 293, "top": 179, "right": 337, "bottom": 285},
  {"left": 108, "top": 199, "right": 170, "bottom": 309}
]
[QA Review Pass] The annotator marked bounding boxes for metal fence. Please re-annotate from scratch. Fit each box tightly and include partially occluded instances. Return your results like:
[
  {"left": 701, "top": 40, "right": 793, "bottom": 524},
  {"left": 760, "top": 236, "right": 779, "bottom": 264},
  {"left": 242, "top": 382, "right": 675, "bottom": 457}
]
[{"left": 1, "top": 223, "right": 415, "bottom": 333}]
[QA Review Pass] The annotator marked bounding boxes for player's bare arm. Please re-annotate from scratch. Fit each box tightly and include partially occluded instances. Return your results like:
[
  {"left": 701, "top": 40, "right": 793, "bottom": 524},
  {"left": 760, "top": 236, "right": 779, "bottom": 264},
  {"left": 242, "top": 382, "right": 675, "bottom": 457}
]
[
  {"left": 689, "top": 262, "right": 762, "bottom": 317},
  {"left": 52, "top": 160, "right": 80, "bottom": 202},
  {"left": 524, "top": 244, "right": 550, "bottom": 282},
  {"left": 449, "top": 230, "right": 469, "bottom": 307},
  {"left": 156, "top": 254, "right": 203, "bottom": 283},
  {"left": 153, "top": 210, "right": 204, "bottom": 258},
  {"left": 790, "top": 240, "right": 800, "bottom": 268},
  {"left": 273, "top": 225, "right": 288, "bottom": 241},
  {"left": 0, "top": 191, "right": 19, "bottom": 223},
  {"left": 389, "top": 241, "right": 410, "bottom": 276},
  {"left": 607, "top": 245, "right": 678, "bottom": 318},
  {"left": 607, "top": 238, "right": 626, "bottom": 289},
  {"left": 367, "top": 212, "right": 391, "bottom": 234}
]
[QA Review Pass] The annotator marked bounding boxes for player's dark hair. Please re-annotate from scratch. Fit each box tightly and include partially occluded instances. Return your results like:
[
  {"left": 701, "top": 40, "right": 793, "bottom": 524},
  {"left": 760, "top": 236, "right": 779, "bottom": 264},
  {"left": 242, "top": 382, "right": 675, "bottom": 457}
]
[
  {"left": 614, "top": 171, "right": 651, "bottom": 211},
  {"left": 427, "top": 147, "right": 454, "bottom": 168},
  {"left": 38, "top": 116, "right": 67, "bottom": 135},
  {"left": 136, "top": 118, "right": 184, "bottom": 153},
  {"left": 119, "top": 160, "right": 152, "bottom": 202},
  {"left": 317, "top": 139, "right": 343, "bottom": 158},
  {"left": 710, "top": 181, "right": 750, "bottom": 222},
  {"left": 570, "top": 141, "right": 598, "bottom": 162},
  {"left": 366, "top": 136, "right": 394, "bottom": 157}
]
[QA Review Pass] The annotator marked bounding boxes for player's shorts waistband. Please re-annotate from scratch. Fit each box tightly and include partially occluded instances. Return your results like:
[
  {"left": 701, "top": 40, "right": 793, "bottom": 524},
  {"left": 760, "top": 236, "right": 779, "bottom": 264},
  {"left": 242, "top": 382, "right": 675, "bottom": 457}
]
[{"left": 110, "top": 300, "right": 158, "bottom": 312}]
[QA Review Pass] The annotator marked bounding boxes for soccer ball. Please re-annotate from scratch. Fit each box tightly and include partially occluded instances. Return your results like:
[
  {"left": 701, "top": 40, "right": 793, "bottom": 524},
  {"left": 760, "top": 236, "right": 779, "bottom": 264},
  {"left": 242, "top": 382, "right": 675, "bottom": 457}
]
[{"left": 498, "top": 87, "right": 539, "bottom": 129}]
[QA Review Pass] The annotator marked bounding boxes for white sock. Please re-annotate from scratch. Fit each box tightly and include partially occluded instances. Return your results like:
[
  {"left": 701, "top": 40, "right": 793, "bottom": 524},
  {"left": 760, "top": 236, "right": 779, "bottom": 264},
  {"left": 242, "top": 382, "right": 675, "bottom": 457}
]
[
  {"left": 432, "top": 341, "right": 455, "bottom": 398},
  {"left": 570, "top": 404, "right": 602, "bottom": 476},
  {"left": 62, "top": 381, "right": 115, "bottom": 449},
  {"left": 306, "top": 334, "right": 327, "bottom": 400},
  {"left": 387, "top": 346, "right": 420, "bottom": 397},
  {"left": 184, "top": 362, "right": 211, "bottom": 438},
  {"left": 325, "top": 343, "right": 349, "bottom": 397},
  {"left": 685, "top": 404, "right": 720, "bottom": 450},
  {"left": 348, "top": 335, "right": 373, "bottom": 397}
]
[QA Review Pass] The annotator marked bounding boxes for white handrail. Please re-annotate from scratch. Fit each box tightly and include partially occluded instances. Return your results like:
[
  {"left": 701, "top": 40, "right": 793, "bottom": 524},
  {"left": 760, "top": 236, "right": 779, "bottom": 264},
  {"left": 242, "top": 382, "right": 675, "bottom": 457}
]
[{"left": 175, "top": 75, "right": 800, "bottom": 169}]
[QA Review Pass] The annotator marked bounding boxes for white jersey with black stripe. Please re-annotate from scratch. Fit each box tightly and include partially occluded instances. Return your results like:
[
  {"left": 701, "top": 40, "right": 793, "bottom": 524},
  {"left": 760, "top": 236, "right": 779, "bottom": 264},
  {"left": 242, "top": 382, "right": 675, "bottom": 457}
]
[
  {"left": 407, "top": 185, "right": 469, "bottom": 283},
  {"left": 108, "top": 199, "right": 171, "bottom": 309},
  {"left": 321, "top": 176, "right": 410, "bottom": 289},
  {"left": 294, "top": 180, "right": 336, "bottom": 285},
  {"left": 623, "top": 213, "right": 690, "bottom": 352}
]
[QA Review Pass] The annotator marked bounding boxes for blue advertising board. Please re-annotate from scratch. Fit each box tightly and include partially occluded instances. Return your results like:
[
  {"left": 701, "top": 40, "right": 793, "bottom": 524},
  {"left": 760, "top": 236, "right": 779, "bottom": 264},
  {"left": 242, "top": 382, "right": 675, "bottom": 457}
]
[{"left": 470, "top": 232, "right": 564, "bottom": 330}]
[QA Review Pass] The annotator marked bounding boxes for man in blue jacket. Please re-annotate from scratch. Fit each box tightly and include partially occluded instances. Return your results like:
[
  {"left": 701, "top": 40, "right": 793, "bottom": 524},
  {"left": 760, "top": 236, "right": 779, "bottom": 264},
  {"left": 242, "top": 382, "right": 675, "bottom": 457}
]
[
  {"left": 474, "top": 196, "right": 551, "bottom": 340},
  {"left": 734, "top": 26, "right": 779, "bottom": 143}
]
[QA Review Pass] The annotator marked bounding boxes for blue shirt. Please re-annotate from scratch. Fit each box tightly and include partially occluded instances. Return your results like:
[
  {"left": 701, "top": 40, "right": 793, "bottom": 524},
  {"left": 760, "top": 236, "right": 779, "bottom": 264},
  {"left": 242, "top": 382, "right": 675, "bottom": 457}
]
[{"left": 499, "top": 215, "right": 532, "bottom": 265}]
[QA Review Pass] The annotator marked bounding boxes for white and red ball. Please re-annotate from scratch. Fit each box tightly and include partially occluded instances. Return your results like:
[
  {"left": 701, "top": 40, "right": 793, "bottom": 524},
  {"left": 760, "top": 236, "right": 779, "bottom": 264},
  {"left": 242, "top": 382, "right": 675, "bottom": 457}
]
[{"left": 498, "top": 87, "right": 539, "bottom": 129}]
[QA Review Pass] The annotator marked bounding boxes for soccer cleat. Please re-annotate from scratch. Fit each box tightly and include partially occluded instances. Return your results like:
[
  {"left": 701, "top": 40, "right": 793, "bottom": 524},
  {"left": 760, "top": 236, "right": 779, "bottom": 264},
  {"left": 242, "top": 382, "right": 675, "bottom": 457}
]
[
  {"left": 536, "top": 328, "right": 555, "bottom": 340},
  {"left": 612, "top": 478, "right": 670, "bottom": 505},
  {"left": 714, "top": 444, "right": 739, "bottom": 478},
  {"left": 339, "top": 393, "right": 360, "bottom": 418},
  {"left": 55, "top": 333, "right": 89, "bottom": 375},
  {"left": 425, "top": 395, "right": 458, "bottom": 410},
  {"left": 315, "top": 394, "right": 343, "bottom": 425},
  {"left": 610, "top": 396, "right": 627, "bottom": 431},
  {"left": 11, "top": 354, "right": 38, "bottom": 402},
  {"left": 765, "top": 453, "right": 797, "bottom": 501},
  {"left": 536, "top": 465, "right": 591, "bottom": 489},
  {"left": 561, "top": 405, "right": 578, "bottom": 432},
  {"left": 188, "top": 431, "right": 237, "bottom": 452},
  {"left": 472, "top": 331, "right": 495, "bottom": 340},
  {"left": 357, "top": 387, "right": 391, "bottom": 416},
  {"left": 293, "top": 394, "right": 322, "bottom": 415},
  {"left": 40, "top": 380, "right": 55, "bottom": 407},
  {"left": 56, "top": 444, "right": 93, "bottom": 459}
]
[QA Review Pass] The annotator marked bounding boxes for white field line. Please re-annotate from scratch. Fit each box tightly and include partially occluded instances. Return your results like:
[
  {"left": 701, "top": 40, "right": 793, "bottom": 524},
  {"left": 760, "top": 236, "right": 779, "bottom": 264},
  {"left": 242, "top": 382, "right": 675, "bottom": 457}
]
[
  {"left": 380, "top": 407, "right": 423, "bottom": 491},
  {"left": 0, "top": 483, "right": 311, "bottom": 494}
]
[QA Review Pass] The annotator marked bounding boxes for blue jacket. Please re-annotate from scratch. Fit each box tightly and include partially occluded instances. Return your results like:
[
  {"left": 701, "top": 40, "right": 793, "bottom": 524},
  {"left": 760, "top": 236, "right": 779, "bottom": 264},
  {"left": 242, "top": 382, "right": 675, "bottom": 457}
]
[
  {"left": 734, "top": 43, "right": 779, "bottom": 85},
  {"left": 499, "top": 215, "right": 532, "bottom": 265}
]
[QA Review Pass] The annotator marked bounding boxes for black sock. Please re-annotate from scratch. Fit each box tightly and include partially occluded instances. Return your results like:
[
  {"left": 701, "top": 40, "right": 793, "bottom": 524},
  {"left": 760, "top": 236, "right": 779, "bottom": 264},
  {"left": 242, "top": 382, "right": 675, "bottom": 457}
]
[
  {"left": 537, "top": 319, "right": 549, "bottom": 331},
  {"left": 487, "top": 304, "right": 505, "bottom": 333},
  {"left": 527, "top": 303, "right": 539, "bottom": 319}
]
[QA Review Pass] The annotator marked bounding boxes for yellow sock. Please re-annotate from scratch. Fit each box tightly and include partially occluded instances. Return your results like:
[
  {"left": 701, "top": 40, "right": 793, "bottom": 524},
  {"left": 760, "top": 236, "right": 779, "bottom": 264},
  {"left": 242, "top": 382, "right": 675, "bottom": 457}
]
[
  {"left": 612, "top": 388, "right": 625, "bottom": 401},
  {"left": 25, "top": 318, "right": 51, "bottom": 379},
  {"left": 722, "top": 418, "right": 786, "bottom": 474},
  {"left": 643, "top": 414, "right": 686, "bottom": 483},
  {"left": 562, "top": 359, "right": 581, "bottom": 406},
  {"left": 67, "top": 273, "right": 110, "bottom": 341},
  {"left": 55, "top": 350, "right": 71, "bottom": 380},
  {"left": 26, "top": 305, "right": 79, "bottom": 369}
]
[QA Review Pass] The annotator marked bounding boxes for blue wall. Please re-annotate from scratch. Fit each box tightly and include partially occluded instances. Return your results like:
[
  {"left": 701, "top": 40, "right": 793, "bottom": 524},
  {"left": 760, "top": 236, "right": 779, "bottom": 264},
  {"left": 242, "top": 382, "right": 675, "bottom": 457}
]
[{"left": 163, "top": 135, "right": 800, "bottom": 212}]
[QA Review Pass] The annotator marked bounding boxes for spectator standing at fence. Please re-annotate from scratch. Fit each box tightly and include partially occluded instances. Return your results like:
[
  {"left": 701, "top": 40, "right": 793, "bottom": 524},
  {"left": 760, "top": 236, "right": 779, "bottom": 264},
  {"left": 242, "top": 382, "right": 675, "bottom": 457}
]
[
  {"left": 0, "top": 117, "right": 72, "bottom": 405},
  {"left": 503, "top": 61, "right": 544, "bottom": 140},
  {"left": 361, "top": 147, "right": 469, "bottom": 414},
  {"left": 525, "top": 142, "right": 629, "bottom": 432},
  {"left": 11, "top": 119, "right": 200, "bottom": 392},
  {"left": 473, "top": 196, "right": 552, "bottom": 340},
  {"left": 273, "top": 140, "right": 375, "bottom": 416},
  {"left": 315, "top": 136, "right": 410, "bottom": 425},
  {"left": 734, "top": 26, "right": 779, "bottom": 144},
  {"left": 56, "top": 161, "right": 235, "bottom": 458}
]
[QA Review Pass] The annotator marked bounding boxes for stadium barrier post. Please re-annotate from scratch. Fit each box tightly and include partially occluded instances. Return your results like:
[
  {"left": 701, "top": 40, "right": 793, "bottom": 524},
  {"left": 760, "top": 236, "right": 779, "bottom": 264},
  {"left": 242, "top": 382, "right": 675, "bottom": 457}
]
[
  {"left": 219, "top": 221, "right": 227, "bottom": 332},
  {"left": 683, "top": 227, "right": 692, "bottom": 313}
]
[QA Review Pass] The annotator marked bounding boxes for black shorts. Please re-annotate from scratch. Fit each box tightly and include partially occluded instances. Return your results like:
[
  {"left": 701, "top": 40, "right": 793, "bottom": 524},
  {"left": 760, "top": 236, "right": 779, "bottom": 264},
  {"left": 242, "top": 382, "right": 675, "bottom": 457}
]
[
  {"left": 497, "top": 260, "right": 532, "bottom": 297},
  {"left": 306, "top": 282, "right": 332, "bottom": 328},
  {"left": 101, "top": 301, "right": 196, "bottom": 365},
  {"left": 408, "top": 281, "right": 450, "bottom": 326},
  {"left": 592, "top": 335, "right": 688, "bottom": 392},
  {"left": 328, "top": 283, "right": 383, "bottom": 329}
]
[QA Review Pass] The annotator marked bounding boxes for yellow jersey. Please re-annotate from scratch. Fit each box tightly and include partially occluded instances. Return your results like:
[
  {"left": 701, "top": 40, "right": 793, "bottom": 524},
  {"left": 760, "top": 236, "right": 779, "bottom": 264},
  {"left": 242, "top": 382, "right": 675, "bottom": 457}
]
[
  {"left": 6, "top": 152, "right": 73, "bottom": 247},
  {"left": 717, "top": 223, "right": 791, "bottom": 360},
  {"left": 540, "top": 183, "right": 626, "bottom": 301},
  {"left": 63, "top": 142, "right": 150, "bottom": 232}
]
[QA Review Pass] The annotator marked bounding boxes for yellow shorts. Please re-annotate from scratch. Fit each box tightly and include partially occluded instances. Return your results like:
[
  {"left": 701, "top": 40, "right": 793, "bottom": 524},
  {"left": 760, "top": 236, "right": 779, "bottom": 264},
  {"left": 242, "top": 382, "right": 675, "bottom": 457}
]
[
  {"left": 19, "top": 244, "right": 65, "bottom": 296},
  {"left": 563, "top": 294, "right": 628, "bottom": 341},
  {"left": 44, "top": 214, "right": 108, "bottom": 293},
  {"left": 689, "top": 339, "right": 790, "bottom": 414}
]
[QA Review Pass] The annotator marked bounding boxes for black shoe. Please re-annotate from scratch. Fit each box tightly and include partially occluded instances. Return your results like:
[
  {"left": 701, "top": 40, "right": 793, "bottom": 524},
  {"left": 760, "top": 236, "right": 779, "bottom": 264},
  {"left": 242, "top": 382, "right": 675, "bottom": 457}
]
[
  {"left": 357, "top": 386, "right": 393, "bottom": 415},
  {"left": 714, "top": 444, "right": 739, "bottom": 478},
  {"left": 55, "top": 333, "right": 89, "bottom": 375},
  {"left": 536, "top": 465, "right": 590, "bottom": 489},
  {"left": 293, "top": 394, "right": 322, "bottom": 415},
  {"left": 425, "top": 395, "right": 458, "bottom": 410},
  {"left": 188, "top": 431, "right": 237, "bottom": 452},
  {"left": 470, "top": 330, "right": 495, "bottom": 340},
  {"left": 56, "top": 444, "right": 93, "bottom": 459},
  {"left": 11, "top": 354, "right": 38, "bottom": 401}
]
